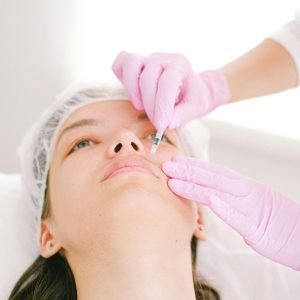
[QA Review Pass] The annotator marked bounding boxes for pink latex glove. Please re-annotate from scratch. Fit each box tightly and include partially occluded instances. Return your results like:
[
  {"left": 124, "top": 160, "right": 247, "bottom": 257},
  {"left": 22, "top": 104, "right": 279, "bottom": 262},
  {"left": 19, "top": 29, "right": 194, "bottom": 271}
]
[
  {"left": 162, "top": 155, "right": 300, "bottom": 271},
  {"left": 111, "top": 51, "right": 230, "bottom": 131}
]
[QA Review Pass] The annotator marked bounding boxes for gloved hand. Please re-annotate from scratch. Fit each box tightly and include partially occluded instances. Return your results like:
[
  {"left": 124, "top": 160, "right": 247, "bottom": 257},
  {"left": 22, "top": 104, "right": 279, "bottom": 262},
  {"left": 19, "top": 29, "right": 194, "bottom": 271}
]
[
  {"left": 111, "top": 51, "right": 230, "bottom": 131},
  {"left": 162, "top": 155, "right": 300, "bottom": 271}
]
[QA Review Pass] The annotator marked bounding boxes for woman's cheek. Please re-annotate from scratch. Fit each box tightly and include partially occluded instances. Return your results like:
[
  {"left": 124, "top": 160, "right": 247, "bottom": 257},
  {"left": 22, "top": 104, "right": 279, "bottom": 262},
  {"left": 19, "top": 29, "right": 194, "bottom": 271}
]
[
  {"left": 159, "top": 144, "right": 184, "bottom": 161},
  {"left": 55, "top": 155, "right": 94, "bottom": 199}
]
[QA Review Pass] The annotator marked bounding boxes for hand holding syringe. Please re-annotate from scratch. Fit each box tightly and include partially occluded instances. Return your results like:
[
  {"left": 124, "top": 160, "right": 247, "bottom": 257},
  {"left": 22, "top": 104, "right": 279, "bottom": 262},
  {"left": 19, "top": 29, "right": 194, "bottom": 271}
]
[{"left": 111, "top": 51, "right": 230, "bottom": 154}]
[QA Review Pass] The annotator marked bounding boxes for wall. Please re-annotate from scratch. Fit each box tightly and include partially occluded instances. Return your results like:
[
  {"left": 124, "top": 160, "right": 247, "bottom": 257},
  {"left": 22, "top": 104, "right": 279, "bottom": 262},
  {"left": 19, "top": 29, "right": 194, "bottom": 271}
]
[
  {"left": 0, "top": 1, "right": 299, "bottom": 201},
  {"left": 202, "top": 119, "right": 300, "bottom": 201}
]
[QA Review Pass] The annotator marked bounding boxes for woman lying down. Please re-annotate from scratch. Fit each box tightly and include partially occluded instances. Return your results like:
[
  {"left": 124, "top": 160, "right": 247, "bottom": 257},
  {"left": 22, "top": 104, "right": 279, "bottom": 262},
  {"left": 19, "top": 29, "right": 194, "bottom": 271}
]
[{"left": 9, "top": 83, "right": 220, "bottom": 300}]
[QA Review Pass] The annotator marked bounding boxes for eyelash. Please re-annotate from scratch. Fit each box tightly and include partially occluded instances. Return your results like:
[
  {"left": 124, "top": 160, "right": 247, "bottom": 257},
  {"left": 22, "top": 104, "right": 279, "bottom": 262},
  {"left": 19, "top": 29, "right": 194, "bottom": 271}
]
[{"left": 69, "top": 132, "right": 172, "bottom": 154}]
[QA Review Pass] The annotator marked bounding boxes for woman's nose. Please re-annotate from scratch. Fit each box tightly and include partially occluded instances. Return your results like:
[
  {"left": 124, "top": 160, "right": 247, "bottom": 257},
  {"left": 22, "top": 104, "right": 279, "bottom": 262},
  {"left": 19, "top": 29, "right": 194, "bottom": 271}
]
[{"left": 106, "top": 130, "right": 147, "bottom": 157}]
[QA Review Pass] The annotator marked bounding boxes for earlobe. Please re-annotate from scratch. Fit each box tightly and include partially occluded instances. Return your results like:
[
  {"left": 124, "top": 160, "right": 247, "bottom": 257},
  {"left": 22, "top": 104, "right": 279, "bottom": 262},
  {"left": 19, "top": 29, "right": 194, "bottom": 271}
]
[
  {"left": 193, "top": 205, "right": 206, "bottom": 241},
  {"left": 193, "top": 224, "right": 206, "bottom": 241}
]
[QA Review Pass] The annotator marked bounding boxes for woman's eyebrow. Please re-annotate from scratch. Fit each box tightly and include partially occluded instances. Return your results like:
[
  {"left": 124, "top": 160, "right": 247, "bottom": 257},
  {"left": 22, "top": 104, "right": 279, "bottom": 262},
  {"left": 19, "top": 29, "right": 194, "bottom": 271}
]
[{"left": 56, "top": 112, "right": 150, "bottom": 147}]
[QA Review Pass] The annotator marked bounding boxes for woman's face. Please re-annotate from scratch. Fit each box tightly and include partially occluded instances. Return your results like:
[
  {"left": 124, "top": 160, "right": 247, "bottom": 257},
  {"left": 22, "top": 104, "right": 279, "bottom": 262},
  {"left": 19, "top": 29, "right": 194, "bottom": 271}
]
[{"left": 41, "top": 100, "right": 202, "bottom": 258}]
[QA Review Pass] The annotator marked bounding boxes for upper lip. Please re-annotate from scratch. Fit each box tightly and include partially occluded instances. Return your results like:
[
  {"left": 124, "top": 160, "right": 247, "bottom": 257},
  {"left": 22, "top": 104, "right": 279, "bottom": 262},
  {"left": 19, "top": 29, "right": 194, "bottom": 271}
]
[{"left": 103, "top": 156, "right": 159, "bottom": 181}]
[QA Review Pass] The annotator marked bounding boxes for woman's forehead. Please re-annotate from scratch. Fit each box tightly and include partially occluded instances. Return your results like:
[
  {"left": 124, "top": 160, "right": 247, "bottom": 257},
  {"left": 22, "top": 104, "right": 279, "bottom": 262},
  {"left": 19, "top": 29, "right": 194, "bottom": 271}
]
[{"left": 63, "top": 100, "right": 137, "bottom": 126}]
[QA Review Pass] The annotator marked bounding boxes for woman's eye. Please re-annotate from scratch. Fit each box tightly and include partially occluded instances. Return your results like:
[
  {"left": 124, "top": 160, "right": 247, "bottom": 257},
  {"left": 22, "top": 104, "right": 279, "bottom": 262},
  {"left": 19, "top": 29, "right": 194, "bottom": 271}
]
[
  {"left": 70, "top": 139, "right": 95, "bottom": 153},
  {"left": 68, "top": 133, "right": 172, "bottom": 154}
]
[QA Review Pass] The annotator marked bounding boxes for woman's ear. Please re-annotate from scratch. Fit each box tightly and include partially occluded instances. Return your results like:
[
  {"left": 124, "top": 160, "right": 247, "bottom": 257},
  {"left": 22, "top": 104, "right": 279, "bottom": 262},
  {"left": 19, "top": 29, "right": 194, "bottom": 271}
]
[
  {"left": 39, "top": 220, "right": 61, "bottom": 258},
  {"left": 193, "top": 204, "right": 206, "bottom": 241}
]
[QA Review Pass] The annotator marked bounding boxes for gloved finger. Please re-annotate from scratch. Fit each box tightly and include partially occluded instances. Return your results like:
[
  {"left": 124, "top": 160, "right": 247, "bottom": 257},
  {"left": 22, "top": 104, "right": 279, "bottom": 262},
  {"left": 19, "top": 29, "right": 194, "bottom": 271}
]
[
  {"left": 119, "top": 53, "right": 145, "bottom": 110},
  {"left": 111, "top": 51, "right": 144, "bottom": 110},
  {"left": 170, "top": 155, "right": 241, "bottom": 179},
  {"left": 162, "top": 160, "right": 246, "bottom": 195},
  {"left": 168, "top": 101, "right": 197, "bottom": 129},
  {"left": 168, "top": 178, "right": 255, "bottom": 238},
  {"left": 168, "top": 75, "right": 209, "bottom": 129},
  {"left": 167, "top": 178, "right": 225, "bottom": 204},
  {"left": 111, "top": 51, "right": 127, "bottom": 81},
  {"left": 139, "top": 63, "right": 164, "bottom": 126},
  {"left": 205, "top": 193, "right": 256, "bottom": 239},
  {"left": 154, "top": 65, "right": 185, "bottom": 131}
]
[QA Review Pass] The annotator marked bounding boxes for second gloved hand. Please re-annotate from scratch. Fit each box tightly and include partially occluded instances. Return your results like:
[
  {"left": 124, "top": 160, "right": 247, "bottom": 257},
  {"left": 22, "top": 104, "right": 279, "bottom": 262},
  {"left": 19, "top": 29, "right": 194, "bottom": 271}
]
[
  {"left": 111, "top": 52, "right": 230, "bottom": 131},
  {"left": 162, "top": 155, "right": 300, "bottom": 271}
]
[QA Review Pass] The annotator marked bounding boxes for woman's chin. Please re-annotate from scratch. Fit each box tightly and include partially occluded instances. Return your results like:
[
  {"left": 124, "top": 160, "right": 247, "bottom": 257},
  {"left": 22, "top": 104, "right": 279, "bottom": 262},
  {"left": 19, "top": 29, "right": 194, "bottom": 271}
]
[{"left": 98, "top": 172, "right": 194, "bottom": 219}]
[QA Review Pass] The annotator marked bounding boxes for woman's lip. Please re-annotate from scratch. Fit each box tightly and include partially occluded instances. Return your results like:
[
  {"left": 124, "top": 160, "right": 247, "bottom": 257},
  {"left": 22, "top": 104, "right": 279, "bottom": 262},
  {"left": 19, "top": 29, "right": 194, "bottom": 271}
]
[
  {"left": 103, "top": 156, "right": 160, "bottom": 181},
  {"left": 106, "top": 166, "right": 155, "bottom": 179}
]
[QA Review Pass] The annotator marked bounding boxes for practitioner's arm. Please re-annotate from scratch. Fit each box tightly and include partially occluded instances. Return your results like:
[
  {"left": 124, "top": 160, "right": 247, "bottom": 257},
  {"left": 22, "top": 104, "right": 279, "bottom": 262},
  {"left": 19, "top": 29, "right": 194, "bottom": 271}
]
[
  {"left": 220, "top": 38, "right": 299, "bottom": 103},
  {"left": 111, "top": 13, "right": 300, "bottom": 129}
]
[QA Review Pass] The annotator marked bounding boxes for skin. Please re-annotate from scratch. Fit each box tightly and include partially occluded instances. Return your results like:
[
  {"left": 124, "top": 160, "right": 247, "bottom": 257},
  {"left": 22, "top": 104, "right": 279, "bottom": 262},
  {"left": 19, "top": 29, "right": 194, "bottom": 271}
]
[
  {"left": 220, "top": 39, "right": 299, "bottom": 102},
  {"left": 39, "top": 100, "right": 205, "bottom": 300}
]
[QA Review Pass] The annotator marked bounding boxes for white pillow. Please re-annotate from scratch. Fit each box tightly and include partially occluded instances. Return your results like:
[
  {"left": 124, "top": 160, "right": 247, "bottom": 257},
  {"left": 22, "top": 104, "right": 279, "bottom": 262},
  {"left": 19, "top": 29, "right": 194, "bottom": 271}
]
[{"left": 0, "top": 173, "right": 38, "bottom": 300}]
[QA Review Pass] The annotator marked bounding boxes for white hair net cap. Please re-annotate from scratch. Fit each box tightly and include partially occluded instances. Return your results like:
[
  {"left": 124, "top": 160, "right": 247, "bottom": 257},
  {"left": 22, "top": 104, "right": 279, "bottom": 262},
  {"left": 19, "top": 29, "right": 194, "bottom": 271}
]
[{"left": 17, "top": 80, "right": 210, "bottom": 254}]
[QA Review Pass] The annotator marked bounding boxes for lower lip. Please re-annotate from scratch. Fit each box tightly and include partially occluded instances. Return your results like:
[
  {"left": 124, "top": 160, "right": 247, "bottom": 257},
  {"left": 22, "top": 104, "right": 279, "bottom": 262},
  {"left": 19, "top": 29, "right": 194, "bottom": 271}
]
[{"left": 107, "top": 166, "right": 154, "bottom": 179}]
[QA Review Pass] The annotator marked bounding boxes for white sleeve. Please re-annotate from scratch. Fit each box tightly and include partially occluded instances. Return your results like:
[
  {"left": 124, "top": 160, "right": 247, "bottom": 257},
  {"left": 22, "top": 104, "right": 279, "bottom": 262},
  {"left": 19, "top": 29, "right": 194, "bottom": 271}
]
[{"left": 269, "top": 9, "right": 300, "bottom": 85}]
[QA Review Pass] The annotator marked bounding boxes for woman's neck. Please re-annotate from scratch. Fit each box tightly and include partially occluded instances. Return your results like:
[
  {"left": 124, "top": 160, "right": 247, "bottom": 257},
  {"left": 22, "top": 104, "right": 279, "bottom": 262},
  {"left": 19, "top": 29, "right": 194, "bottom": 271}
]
[{"left": 70, "top": 237, "right": 197, "bottom": 300}]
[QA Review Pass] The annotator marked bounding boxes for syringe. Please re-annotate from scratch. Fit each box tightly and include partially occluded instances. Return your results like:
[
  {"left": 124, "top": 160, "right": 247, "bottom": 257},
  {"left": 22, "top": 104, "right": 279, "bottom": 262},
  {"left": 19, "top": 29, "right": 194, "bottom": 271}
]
[{"left": 150, "top": 131, "right": 164, "bottom": 154}]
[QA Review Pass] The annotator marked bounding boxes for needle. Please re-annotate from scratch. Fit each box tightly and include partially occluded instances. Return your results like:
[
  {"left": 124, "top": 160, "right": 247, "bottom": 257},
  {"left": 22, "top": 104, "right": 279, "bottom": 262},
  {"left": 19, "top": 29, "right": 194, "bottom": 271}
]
[{"left": 150, "top": 130, "right": 164, "bottom": 154}]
